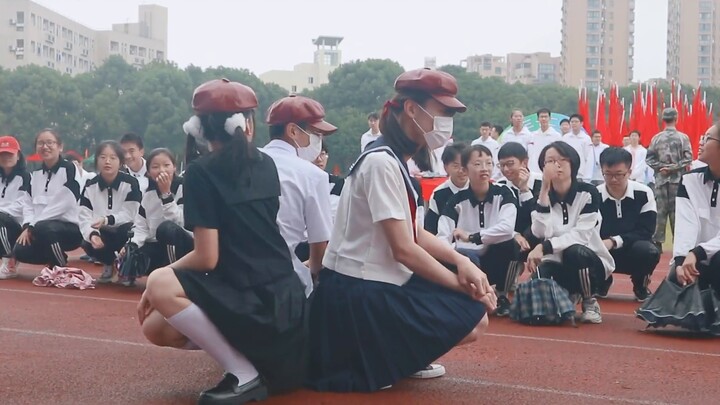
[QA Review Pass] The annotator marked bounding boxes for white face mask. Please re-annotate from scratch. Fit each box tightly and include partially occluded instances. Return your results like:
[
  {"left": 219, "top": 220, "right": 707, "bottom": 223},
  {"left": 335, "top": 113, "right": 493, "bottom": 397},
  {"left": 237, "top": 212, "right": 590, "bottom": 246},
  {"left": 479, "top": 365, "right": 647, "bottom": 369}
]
[
  {"left": 295, "top": 128, "right": 323, "bottom": 161},
  {"left": 414, "top": 105, "right": 454, "bottom": 150}
]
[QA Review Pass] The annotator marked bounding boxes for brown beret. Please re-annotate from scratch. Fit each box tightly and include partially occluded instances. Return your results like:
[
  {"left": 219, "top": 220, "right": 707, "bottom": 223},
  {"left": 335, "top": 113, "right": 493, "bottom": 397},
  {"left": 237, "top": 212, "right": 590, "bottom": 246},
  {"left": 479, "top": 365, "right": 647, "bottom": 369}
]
[
  {"left": 394, "top": 68, "right": 466, "bottom": 112},
  {"left": 192, "top": 78, "right": 258, "bottom": 114},
  {"left": 266, "top": 95, "right": 337, "bottom": 135}
]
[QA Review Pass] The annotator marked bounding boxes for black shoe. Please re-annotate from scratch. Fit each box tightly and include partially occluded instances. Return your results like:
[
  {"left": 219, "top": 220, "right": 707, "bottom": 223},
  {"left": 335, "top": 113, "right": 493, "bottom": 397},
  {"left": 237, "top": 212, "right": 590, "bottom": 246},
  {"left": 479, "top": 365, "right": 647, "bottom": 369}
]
[
  {"left": 634, "top": 287, "right": 652, "bottom": 302},
  {"left": 495, "top": 295, "right": 511, "bottom": 317},
  {"left": 198, "top": 374, "right": 267, "bottom": 405},
  {"left": 594, "top": 275, "right": 613, "bottom": 299}
]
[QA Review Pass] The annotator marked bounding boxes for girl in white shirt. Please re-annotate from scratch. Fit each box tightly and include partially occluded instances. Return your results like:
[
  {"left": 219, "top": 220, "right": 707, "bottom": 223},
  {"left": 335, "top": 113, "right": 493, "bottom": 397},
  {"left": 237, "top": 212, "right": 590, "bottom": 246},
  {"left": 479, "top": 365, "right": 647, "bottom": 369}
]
[
  {"left": 0, "top": 136, "right": 31, "bottom": 279},
  {"left": 526, "top": 141, "right": 615, "bottom": 324},
  {"left": 308, "top": 68, "right": 495, "bottom": 392}
]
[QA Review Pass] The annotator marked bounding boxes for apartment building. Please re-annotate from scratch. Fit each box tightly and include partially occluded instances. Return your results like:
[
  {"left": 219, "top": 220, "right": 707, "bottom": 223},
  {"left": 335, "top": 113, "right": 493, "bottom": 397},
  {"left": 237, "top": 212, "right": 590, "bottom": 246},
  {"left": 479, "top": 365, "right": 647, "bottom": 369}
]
[
  {"left": 507, "top": 52, "right": 561, "bottom": 85},
  {"left": 560, "top": 0, "right": 635, "bottom": 88},
  {"left": 461, "top": 54, "right": 507, "bottom": 80},
  {"left": 260, "top": 36, "right": 343, "bottom": 93},
  {"left": 1, "top": 0, "right": 167, "bottom": 75},
  {"left": 667, "top": 0, "right": 720, "bottom": 86}
]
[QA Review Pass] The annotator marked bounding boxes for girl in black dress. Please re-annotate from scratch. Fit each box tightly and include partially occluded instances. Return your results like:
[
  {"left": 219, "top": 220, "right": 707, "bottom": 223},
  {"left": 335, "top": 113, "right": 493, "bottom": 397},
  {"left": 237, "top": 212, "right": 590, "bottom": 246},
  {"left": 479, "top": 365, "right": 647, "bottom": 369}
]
[{"left": 137, "top": 79, "right": 307, "bottom": 404}]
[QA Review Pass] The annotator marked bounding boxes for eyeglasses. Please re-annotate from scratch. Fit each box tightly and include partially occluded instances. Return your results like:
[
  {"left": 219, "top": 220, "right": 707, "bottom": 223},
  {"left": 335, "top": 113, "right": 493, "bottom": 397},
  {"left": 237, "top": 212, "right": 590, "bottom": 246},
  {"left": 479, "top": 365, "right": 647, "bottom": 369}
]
[
  {"left": 602, "top": 172, "right": 628, "bottom": 180},
  {"left": 36, "top": 140, "right": 58, "bottom": 147},
  {"left": 544, "top": 158, "right": 570, "bottom": 166},
  {"left": 497, "top": 161, "right": 517, "bottom": 169},
  {"left": 318, "top": 151, "right": 328, "bottom": 159},
  {"left": 701, "top": 135, "right": 720, "bottom": 145}
]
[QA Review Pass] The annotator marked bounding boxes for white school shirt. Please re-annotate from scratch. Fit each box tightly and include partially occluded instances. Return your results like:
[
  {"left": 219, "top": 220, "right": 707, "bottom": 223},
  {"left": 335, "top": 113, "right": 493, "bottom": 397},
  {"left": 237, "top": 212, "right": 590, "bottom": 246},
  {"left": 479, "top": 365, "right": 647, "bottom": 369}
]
[
  {"left": 531, "top": 182, "right": 615, "bottom": 278},
  {"left": 472, "top": 136, "right": 502, "bottom": 180},
  {"left": 131, "top": 177, "right": 186, "bottom": 247},
  {"left": 261, "top": 140, "right": 332, "bottom": 297},
  {"left": 125, "top": 158, "right": 149, "bottom": 193},
  {"left": 323, "top": 149, "right": 417, "bottom": 286},
  {"left": 360, "top": 130, "right": 382, "bottom": 152},
  {"left": 691, "top": 160, "right": 708, "bottom": 170},
  {"left": 24, "top": 159, "right": 80, "bottom": 227},
  {"left": 585, "top": 142, "right": 609, "bottom": 182},
  {"left": 528, "top": 127, "right": 563, "bottom": 173},
  {"left": 624, "top": 145, "right": 649, "bottom": 182},
  {"left": 79, "top": 172, "right": 141, "bottom": 241},
  {"left": 501, "top": 126, "right": 533, "bottom": 149},
  {"left": 437, "top": 184, "right": 517, "bottom": 256},
  {"left": 562, "top": 131, "right": 593, "bottom": 180},
  {"left": 0, "top": 168, "right": 31, "bottom": 224},
  {"left": 674, "top": 167, "right": 720, "bottom": 265}
]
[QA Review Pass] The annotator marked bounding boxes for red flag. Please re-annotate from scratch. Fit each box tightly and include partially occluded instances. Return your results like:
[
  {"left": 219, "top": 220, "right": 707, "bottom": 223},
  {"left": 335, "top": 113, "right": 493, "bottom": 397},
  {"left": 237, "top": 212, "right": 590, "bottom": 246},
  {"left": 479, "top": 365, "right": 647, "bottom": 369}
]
[
  {"left": 595, "top": 88, "right": 608, "bottom": 140},
  {"left": 607, "top": 83, "right": 620, "bottom": 146},
  {"left": 578, "top": 85, "right": 591, "bottom": 134}
]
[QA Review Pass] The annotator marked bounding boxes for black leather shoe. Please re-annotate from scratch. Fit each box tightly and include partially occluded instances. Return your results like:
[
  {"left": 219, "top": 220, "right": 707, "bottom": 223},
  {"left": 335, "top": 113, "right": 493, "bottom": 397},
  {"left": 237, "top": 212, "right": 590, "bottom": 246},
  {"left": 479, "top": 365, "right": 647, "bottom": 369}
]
[{"left": 198, "top": 373, "right": 268, "bottom": 405}]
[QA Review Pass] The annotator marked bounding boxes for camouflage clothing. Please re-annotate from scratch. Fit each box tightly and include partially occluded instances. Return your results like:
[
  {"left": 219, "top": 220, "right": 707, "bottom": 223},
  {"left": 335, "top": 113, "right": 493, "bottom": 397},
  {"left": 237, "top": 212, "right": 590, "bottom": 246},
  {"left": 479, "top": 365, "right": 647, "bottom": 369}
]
[
  {"left": 645, "top": 126, "right": 693, "bottom": 244},
  {"left": 645, "top": 127, "right": 693, "bottom": 186}
]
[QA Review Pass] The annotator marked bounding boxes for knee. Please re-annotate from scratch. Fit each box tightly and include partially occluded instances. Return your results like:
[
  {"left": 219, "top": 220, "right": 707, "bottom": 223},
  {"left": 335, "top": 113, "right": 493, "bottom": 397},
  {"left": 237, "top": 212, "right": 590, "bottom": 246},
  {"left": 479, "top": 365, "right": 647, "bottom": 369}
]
[
  {"left": 156, "top": 221, "right": 181, "bottom": 244},
  {"left": 466, "top": 314, "right": 490, "bottom": 344},
  {"left": 142, "top": 311, "right": 187, "bottom": 348},
  {"left": 632, "top": 240, "right": 661, "bottom": 264},
  {"left": 145, "top": 267, "right": 177, "bottom": 304},
  {"left": 562, "top": 244, "right": 594, "bottom": 262}
]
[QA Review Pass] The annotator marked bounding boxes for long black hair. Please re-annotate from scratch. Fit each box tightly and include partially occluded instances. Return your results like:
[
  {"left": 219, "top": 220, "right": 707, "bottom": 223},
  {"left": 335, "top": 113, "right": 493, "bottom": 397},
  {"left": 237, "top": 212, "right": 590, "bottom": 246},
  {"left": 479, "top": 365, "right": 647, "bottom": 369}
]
[
  {"left": 194, "top": 110, "right": 258, "bottom": 176},
  {"left": 379, "top": 90, "right": 433, "bottom": 171}
]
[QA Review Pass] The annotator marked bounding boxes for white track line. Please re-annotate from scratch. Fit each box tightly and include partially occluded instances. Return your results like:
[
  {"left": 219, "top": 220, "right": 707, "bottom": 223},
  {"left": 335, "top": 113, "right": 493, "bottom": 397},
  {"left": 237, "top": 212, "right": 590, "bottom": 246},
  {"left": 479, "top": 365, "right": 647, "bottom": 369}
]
[
  {"left": 445, "top": 377, "right": 676, "bottom": 405},
  {"left": 0, "top": 287, "right": 137, "bottom": 303},
  {"left": 485, "top": 333, "right": 720, "bottom": 357},
  {"left": 0, "top": 327, "right": 152, "bottom": 347}
]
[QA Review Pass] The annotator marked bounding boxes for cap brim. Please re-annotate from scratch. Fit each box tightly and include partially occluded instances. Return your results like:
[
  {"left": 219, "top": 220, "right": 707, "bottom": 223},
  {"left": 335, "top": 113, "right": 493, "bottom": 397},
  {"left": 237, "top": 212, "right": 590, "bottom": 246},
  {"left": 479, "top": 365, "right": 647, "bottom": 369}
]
[
  {"left": 433, "top": 94, "right": 467, "bottom": 113},
  {"left": 0, "top": 148, "right": 19, "bottom": 154},
  {"left": 308, "top": 120, "right": 338, "bottom": 135}
]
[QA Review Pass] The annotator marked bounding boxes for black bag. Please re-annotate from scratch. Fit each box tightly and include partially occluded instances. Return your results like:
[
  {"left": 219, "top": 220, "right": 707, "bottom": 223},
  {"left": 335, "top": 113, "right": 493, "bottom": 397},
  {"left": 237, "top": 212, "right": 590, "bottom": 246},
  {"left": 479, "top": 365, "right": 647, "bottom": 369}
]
[{"left": 118, "top": 235, "right": 151, "bottom": 281}]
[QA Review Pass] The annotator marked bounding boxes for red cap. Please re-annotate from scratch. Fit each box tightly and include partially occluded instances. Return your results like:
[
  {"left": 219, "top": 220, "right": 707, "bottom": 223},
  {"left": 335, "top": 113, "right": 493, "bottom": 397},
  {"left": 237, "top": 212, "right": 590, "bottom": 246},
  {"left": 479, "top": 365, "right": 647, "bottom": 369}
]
[
  {"left": 191, "top": 78, "right": 258, "bottom": 114},
  {"left": 0, "top": 136, "right": 20, "bottom": 154},
  {"left": 394, "top": 68, "right": 467, "bottom": 112},
  {"left": 266, "top": 95, "right": 337, "bottom": 135}
]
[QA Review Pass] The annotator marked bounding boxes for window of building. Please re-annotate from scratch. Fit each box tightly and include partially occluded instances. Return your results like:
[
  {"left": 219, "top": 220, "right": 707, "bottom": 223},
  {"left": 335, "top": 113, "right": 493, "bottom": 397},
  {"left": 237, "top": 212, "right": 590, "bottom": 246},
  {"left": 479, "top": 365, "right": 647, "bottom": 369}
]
[
  {"left": 16, "top": 11, "right": 24, "bottom": 24},
  {"left": 156, "top": 51, "right": 165, "bottom": 60},
  {"left": 110, "top": 41, "right": 119, "bottom": 52},
  {"left": 587, "top": 46, "right": 599, "bottom": 54},
  {"left": 699, "top": 67, "right": 711, "bottom": 75},
  {"left": 586, "top": 34, "right": 600, "bottom": 43},
  {"left": 588, "top": 23, "right": 600, "bottom": 30},
  {"left": 139, "top": 47, "right": 146, "bottom": 57},
  {"left": 587, "top": 11, "right": 601, "bottom": 19},
  {"left": 586, "top": 69, "right": 599, "bottom": 78},
  {"left": 324, "top": 54, "right": 332, "bottom": 65},
  {"left": 538, "top": 63, "right": 554, "bottom": 73},
  {"left": 700, "top": 34, "right": 711, "bottom": 42},
  {"left": 129, "top": 45, "right": 137, "bottom": 55},
  {"left": 700, "top": 56, "right": 711, "bottom": 65},
  {"left": 586, "top": 57, "right": 600, "bottom": 66},
  {"left": 31, "top": 13, "right": 36, "bottom": 26},
  {"left": 699, "top": 23, "right": 711, "bottom": 32},
  {"left": 588, "top": 0, "right": 601, "bottom": 8},
  {"left": 609, "top": 58, "right": 613, "bottom": 66},
  {"left": 495, "top": 67, "right": 502, "bottom": 74},
  {"left": 308, "top": 77, "right": 314, "bottom": 84},
  {"left": 291, "top": 85, "right": 298, "bottom": 93}
]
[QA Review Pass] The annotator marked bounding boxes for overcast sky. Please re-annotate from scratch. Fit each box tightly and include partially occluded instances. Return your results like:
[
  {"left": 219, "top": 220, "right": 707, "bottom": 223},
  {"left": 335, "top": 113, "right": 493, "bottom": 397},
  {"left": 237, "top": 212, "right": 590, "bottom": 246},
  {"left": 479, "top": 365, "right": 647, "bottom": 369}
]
[{"left": 34, "top": 0, "right": 668, "bottom": 82}]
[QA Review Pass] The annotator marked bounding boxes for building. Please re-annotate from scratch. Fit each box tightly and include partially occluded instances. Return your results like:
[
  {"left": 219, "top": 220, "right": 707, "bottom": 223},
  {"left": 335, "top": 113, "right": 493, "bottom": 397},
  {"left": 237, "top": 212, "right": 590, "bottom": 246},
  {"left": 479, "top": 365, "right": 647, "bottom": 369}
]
[
  {"left": 1, "top": 0, "right": 167, "bottom": 76},
  {"left": 560, "top": 0, "right": 635, "bottom": 88},
  {"left": 667, "top": 0, "right": 720, "bottom": 86},
  {"left": 461, "top": 54, "right": 507, "bottom": 80},
  {"left": 260, "top": 36, "right": 343, "bottom": 93},
  {"left": 506, "top": 52, "right": 561, "bottom": 84}
]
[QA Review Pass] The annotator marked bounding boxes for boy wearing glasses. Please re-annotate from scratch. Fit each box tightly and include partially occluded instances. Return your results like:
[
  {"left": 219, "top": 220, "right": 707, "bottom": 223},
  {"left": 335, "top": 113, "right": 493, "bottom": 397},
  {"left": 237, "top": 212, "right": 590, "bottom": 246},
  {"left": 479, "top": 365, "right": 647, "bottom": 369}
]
[
  {"left": 437, "top": 145, "right": 518, "bottom": 316},
  {"left": 596, "top": 148, "right": 660, "bottom": 302}
]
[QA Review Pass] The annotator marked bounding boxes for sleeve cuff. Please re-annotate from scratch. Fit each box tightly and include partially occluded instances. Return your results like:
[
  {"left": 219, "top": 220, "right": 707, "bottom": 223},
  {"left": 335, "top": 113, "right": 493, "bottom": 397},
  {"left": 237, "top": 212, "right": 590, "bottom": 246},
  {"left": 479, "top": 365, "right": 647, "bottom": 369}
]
[
  {"left": 469, "top": 232, "right": 483, "bottom": 245},
  {"left": 542, "top": 240, "right": 554, "bottom": 255},
  {"left": 106, "top": 215, "right": 115, "bottom": 225},
  {"left": 691, "top": 246, "right": 708, "bottom": 262},
  {"left": 674, "top": 256, "right": 686, "bottom": 267},
  {"left": 90, "top": 231, "right": 100, "bottom": 239},
  {"left": 535, "top": 204, "right": 551, "bottom": 214},
  {"left": 519, "top": 191, "right": 534, "bottom": 203},
  {"left": 161, "top": 195, "right": 175, "bottom": 204},
  {"left": 611, "top": 236, "right": 624, "bottom": 250}
]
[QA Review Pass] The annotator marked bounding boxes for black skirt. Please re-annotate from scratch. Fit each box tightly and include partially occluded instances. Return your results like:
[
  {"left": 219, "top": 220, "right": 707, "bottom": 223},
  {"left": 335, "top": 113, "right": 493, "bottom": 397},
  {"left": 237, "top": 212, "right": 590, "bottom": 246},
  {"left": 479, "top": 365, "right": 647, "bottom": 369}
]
[
  {"left": 175, "top": 268, "right": 309, "bottom": 393},
  {"left": 306, "top": 269, "right": 487, "bottom": 392}
]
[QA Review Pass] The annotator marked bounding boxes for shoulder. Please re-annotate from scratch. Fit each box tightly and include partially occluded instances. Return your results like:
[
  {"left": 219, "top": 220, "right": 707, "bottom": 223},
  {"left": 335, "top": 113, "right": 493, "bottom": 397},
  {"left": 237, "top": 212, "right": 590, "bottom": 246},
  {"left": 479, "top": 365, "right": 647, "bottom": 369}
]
[
  {"left": 446, "top": 188, "right": 472, "bottom": 207},
  {"left": 117, "top": 171, "right": 140, "bottom": 187},
  {"left": 577, "top": 181, "right": 601, "bottom": 202},
  {"left": 58, "top": 159, "right": 77, "bottom": 177}
]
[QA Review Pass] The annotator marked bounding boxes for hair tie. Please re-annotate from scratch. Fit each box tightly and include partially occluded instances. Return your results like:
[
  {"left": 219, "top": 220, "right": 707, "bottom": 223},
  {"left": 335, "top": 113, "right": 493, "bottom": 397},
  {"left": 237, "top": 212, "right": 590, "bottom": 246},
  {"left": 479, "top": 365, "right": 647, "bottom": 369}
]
[
  {"left": 382, "top": 99, "right": 400, "bottom": 117},
  {"left": 224, "top": 113, "right": 247, "bottom": 136}
]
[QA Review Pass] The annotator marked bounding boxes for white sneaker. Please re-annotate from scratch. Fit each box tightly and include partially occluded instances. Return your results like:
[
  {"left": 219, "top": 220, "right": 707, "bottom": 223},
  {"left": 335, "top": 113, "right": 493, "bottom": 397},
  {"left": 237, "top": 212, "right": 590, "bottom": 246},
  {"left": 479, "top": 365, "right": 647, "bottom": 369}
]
[
  {"left": 580, "top": 298, "right": 602, "bottom": 324},
  {"left": 97, "top": 264, "right": 113, "bottom": 284},
  {"left": 0, "top": 260, "right": 17, "bottom": 279},
  {"left": 410, "top": 364, "right": 446, "bottom": 379}
]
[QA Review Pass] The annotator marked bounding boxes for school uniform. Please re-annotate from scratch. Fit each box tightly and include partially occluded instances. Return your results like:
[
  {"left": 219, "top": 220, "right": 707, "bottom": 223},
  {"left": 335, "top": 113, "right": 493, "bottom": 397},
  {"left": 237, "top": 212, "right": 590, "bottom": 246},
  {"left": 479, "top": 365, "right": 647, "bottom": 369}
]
[
  {"left": 598, "top": 181, "right": 660, "bottom": 292},
  {"left": 501, "top": 127, "right": 533, "bottom": 149},
  {"left": 471, "top": 136, "right": 502, "bottom": 180},
  {"left": 562, "top": 131, "right": 592, "bottom": 181},
  {"left": 528, "top": 127, "right": 562, "bottom": 174},
  {"left": 173, "top": 152, "right": 307, "bottom": 393},
  {"left": 328, "top": 174, "right": 344, "bottom": 223},
  {"left": 261, "top": 140, "right": 333, "bottom": 297},
  {"left": 124, "top": 158, "right": 149, "bottom": 193},
  {"left": 308, "top": 138, "right": 487, "bottom": 392},
  {"left": 437, "top": 184, "right": 518, "bottom": 293},
  {"left": 14, "top": 158, "right": 83, "bottom": 267},
  {"left": 497, "top": 173, "right": 543, "bottom": 244},
  {"left": 130, "top": 177, "right": 192, "bottom": 272},
  {"left": 424, "top": 178, "right": 468, "bottom": 235},
  {"left": 585, "top": 142, "right": 609, "bottom": 184},
  {"left": 672, "top": 166, "right": 720, "bottom": 292},
  {"left": 531, "top": 182, "right": 615, "bottom": 298},
  {"left": 0, "top": 167, "right": 31, "bottom": 257},
  {"left": 624, "top": 145, "right": 648, "bottom": 183},
  {"left": 79, "top": 172, "right": 141, "bottom": 265}
]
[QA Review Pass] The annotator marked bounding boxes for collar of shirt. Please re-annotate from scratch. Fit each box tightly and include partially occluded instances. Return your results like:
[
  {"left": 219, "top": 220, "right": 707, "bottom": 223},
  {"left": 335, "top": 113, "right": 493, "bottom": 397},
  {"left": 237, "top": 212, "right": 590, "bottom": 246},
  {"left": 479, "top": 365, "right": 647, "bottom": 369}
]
[
  {"left": 126, "top": 158, "right": 147, "bottom": 177},
  {"left": 599, "top": 181, "right": 636, "bottom": 202},
  {"left": 536, "top": 127, "right": 560, "bottom": 136},
  {"left": 468, "top": 184, "right": 500, "bottom": 207},
  {"left": 702, "top": 166, "right": 720, "bottom": 184},
  {"left": 42, "top": 159, "right": 62, "bottom": 174},
  {"left": 264, "top": 139, "right": 298, "bottom": 156},
  {"left": 98, "top": 174, "right": 122, "bottom": 191},
  {"left": 448, "top": 179, "right": 469, "bottom": 194},
  {"left": 549, "top": 182, "right": 579, "bottom": 205},
  {"left": 0, "top": 165, "right": 22, "bottom": 183}
]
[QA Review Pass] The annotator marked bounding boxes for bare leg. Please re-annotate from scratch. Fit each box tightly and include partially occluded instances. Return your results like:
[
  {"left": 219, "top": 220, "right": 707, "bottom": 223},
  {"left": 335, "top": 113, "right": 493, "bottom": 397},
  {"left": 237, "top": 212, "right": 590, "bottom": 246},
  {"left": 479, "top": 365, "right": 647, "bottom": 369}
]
[
  {"left": 457, "top": 313, "right": 489, "bottom": 346},
  {"left": 142, "top": 310, "right": 189, "bottom": 348}
]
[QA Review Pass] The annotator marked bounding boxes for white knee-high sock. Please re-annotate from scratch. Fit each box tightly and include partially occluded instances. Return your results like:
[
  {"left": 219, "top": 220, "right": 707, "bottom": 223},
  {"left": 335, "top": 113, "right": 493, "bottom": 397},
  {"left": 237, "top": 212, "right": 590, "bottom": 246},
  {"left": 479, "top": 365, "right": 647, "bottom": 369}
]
[{"left": 166, "top": 303, "right": 258, "bottom": 384}]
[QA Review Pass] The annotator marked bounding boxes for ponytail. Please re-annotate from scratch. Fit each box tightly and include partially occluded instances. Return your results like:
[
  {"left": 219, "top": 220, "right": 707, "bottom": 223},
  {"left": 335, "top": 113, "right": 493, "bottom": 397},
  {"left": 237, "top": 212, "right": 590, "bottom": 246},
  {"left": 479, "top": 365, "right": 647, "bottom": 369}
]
[{"left": 379, "top": 91, "right": 433, "bottom": 170}]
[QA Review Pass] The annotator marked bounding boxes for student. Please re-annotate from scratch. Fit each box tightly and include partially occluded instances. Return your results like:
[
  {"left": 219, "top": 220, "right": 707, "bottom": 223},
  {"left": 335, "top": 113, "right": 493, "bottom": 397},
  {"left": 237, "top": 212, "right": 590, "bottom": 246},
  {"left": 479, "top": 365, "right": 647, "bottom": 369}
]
[
  {"left": 14, "top": 129, "right": 83, "bottom": 269},
  {"left": 672, "top": 125, "right": 720, "bottom": 292},
  {"left": 562, "top": 114, "right": 592, "bottom": 181},
  {"left": 263, "top": 94, "right": 335, "bottom": 296},
  {"left": 528, "top": 108, "right": 562, "bottom": 174},
  {"left": 526, "top": 141, "right": 615, "bottom": 324},
  {"left": 471, "top": 122, "right": 500, "bottom": 179},
  {"left": 624, "top": 130, "right": 648, "bottom": 183},
  {"left": 360, "top": 112, "right": 382, "bottom": 152},
  {"left": 596, "top": 147, "right": 660, "bottom": 302},
  {"left": 585, "top": 130, "right": 609, "bottom": 185},
  {"left": 491, "top": 124, "right": 504, "bottom": 141},
  {"left": 125, "top": 148, "right": 191, "bottom": 287},
  {"left": 312, "top": 142, "right": 343, "bottom": 222},
  {"left": 138, "top": 79, "right": 308, "bottom": 403},
  {"left": 0, "top": 136, "right": 31, "bottom": 280},
  {"left": 65, "top": 151, "right": 96, "bottom": 189},
  {"left": 424, "top": 143, "right": 469, "bottom": 235},
  {"left": 120, "top": 133, "right": 149, "bottom": 193},
  {"left": 437, "top": 144, "right": 518, "bottom": 316},
  {"left": 559, "top": 118, "right": 571, "bottom": 136},
  {"left": 495, "top": 142, "right": 542, "bottom": 276},
  {"left": 79, "top": 141, "right": 142, "bottom": 283},
  {"left": 308, "top": 68, "right": 495, "bottom": 392},
  {"left": 501, "top": 109, "right": 532, "bottom": 148}
]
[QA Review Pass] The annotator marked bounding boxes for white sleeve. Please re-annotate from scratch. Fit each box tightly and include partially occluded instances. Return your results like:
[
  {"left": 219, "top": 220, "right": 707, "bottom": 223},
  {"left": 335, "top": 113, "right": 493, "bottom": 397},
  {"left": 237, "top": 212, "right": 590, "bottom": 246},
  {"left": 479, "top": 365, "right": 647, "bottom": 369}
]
[
  {"left": 305, "top": 171, "right": 333, "bottom": 244},
  {"left": 673, "top": 179, "right": 699, "bottom": 259}
]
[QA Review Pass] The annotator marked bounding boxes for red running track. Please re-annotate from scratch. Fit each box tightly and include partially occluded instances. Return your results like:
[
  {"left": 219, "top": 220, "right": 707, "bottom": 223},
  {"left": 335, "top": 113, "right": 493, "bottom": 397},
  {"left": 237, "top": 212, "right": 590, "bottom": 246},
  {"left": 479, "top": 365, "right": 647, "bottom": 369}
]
[{"left": 1, "top": 253, "right": 719, "bottom": 405}]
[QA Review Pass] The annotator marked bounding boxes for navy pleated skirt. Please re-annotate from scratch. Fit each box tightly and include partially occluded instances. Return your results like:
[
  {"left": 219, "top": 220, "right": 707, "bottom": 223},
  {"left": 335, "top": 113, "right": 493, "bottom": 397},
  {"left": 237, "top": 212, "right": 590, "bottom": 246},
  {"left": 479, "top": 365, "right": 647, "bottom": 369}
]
[{"left": 306, "top": 269, "right": 487, "bottom": 392}]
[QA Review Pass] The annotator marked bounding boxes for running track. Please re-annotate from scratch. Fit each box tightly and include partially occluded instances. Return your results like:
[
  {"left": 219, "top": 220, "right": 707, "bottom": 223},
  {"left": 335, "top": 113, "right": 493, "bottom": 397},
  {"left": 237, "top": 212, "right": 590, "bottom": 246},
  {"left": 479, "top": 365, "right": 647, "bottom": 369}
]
[{"left": 1, "top": 252, "right": 718, "bottom": 405}]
